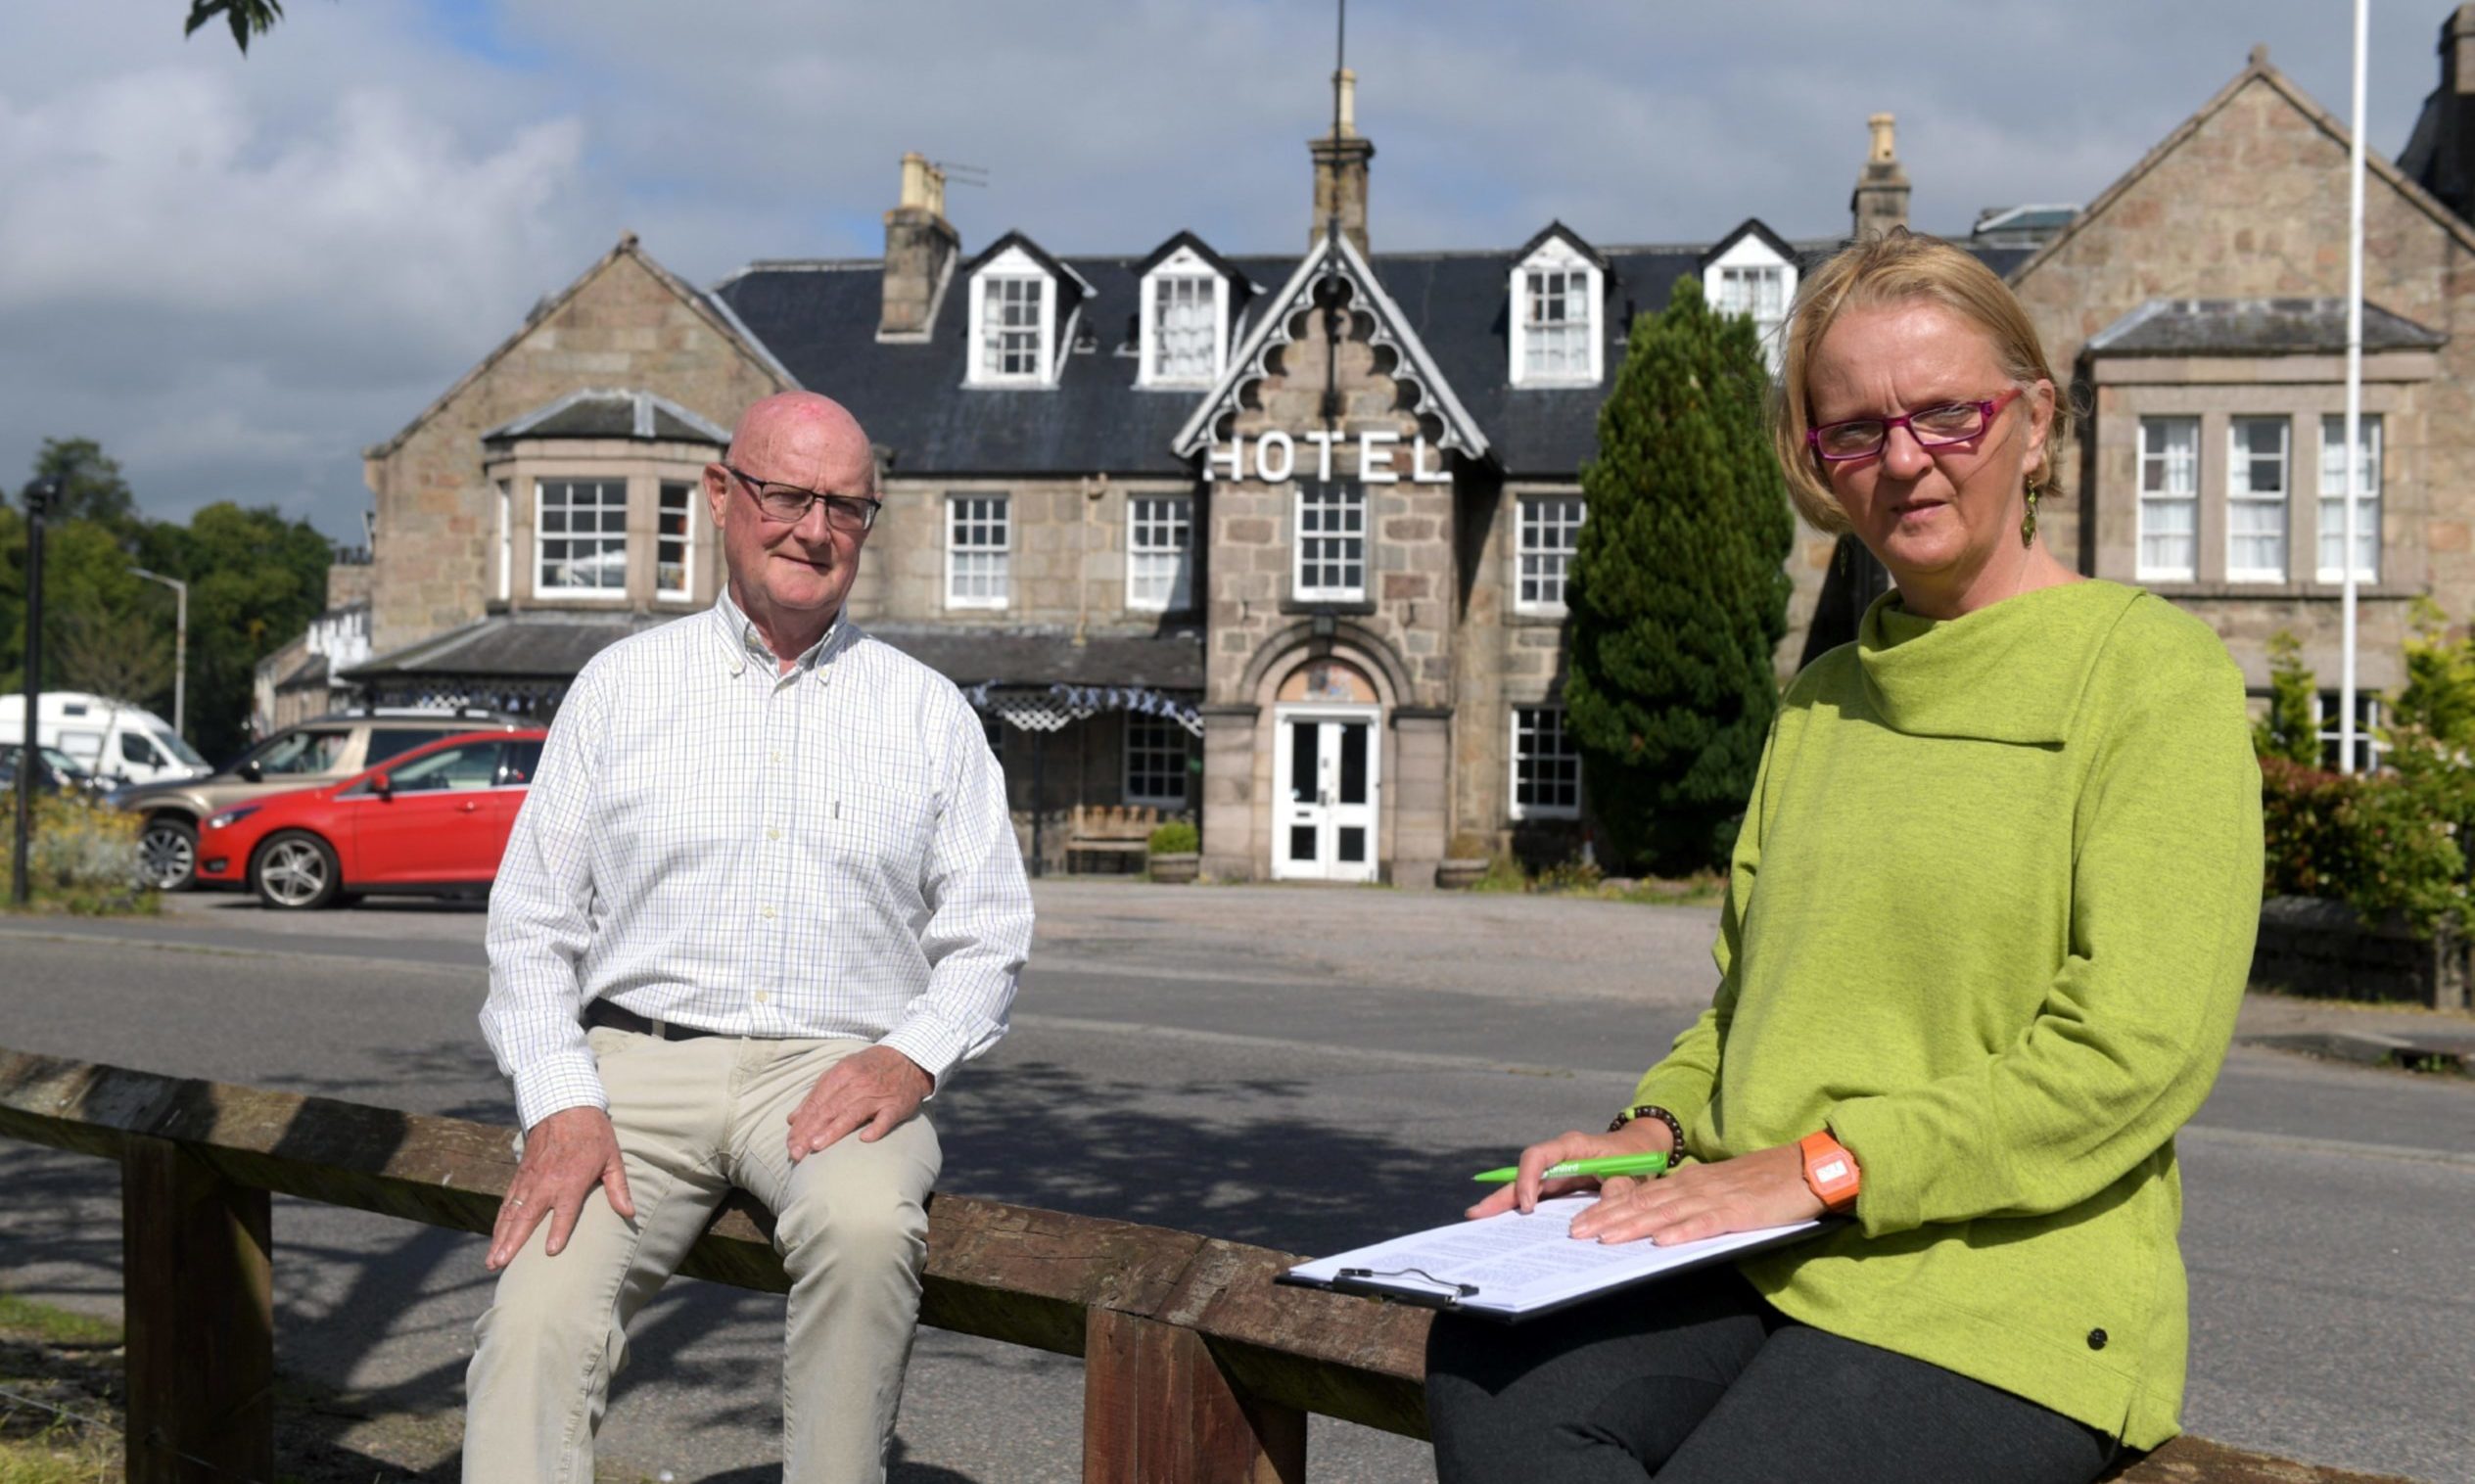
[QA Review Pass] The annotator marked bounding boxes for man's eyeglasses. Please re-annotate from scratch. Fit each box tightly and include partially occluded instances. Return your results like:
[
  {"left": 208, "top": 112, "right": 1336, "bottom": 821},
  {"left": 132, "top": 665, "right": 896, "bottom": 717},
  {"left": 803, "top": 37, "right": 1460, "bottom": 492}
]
[
  {"left": 721, "top": 465, "right": 883, "bottom": 533},
  {"left": 1806, "top": 388, "right": 2024, "bottom": 463}
]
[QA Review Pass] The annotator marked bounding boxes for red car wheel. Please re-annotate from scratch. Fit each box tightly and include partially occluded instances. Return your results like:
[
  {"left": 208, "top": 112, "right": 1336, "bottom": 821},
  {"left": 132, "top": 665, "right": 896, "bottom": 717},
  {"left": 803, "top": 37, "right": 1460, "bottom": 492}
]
[{"left": 252, "top": 830, "right": 341, "bottom": 911}]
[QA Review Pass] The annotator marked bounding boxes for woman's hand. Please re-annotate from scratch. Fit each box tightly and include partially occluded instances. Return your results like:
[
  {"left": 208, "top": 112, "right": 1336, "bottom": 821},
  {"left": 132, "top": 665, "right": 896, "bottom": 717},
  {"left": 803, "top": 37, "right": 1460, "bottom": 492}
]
[
  {"left": 1465, "top": 1117, "right": 1676, "bottom": 1221},
  {"left": 1567, "top": 1139, "right": 1825, "bottom": 1246}
]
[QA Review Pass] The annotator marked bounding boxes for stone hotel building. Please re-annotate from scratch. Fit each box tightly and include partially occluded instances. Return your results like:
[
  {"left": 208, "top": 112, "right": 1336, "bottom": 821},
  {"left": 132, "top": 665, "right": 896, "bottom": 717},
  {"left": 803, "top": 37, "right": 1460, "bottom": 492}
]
[{"left": 323, "top": 13, "right": 2475, "bottom": 880}]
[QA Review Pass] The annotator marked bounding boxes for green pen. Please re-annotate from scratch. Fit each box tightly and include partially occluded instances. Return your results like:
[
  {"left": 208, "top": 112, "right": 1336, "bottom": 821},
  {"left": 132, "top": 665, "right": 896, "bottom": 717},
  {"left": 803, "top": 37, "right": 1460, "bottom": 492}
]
[{"left": 1471, "top": 1152, "right": 1670, "bottom": 1183}]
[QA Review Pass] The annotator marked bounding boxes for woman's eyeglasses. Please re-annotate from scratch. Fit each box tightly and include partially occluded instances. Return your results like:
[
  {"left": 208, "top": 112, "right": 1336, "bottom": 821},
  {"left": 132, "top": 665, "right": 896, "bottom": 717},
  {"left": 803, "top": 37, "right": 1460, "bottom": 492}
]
[
  {"left": 1806, "top": 387, "right": 2024, "bottom": 463},
  {"left": 722, "top": 465, "right": 883, "bottom": 533}
]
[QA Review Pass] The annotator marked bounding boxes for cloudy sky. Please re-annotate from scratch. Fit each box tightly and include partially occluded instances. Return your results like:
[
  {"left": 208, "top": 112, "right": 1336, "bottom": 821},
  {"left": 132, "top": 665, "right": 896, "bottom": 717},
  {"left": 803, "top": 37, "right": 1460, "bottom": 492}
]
[{"left": 0, "top": 0, "right": 2445, "bottom": 542}]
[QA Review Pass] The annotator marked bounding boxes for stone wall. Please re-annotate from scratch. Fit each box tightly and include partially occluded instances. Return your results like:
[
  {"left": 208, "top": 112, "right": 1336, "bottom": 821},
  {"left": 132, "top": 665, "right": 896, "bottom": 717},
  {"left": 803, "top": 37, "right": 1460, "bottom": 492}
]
[
  {"left": 1197, "top": 282, "right": 1460, "bottom": 880},
  {"left": 362, "top": 242, "right": 790, "bottom": 656},
  {"left": 2010, "top": 67, "right": 2475, "bottom": 681},
  {"left": 2252, "top": 896, "right": 2471, "bottom": 1010},
  {"left": 852, "top": 475, "right": 1201, "bottom": 631}
]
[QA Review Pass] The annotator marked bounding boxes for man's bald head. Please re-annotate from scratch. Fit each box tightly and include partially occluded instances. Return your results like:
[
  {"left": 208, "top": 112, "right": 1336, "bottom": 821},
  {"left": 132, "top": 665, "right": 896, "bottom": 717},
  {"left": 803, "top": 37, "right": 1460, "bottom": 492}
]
[{"left": 725, "top": 392, "right": 877, "bottom": 497}]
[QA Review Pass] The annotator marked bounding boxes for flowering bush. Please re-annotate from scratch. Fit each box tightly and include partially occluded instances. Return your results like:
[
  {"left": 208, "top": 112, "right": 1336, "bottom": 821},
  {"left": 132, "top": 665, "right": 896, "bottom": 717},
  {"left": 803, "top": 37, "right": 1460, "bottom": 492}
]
[{"left": 1, "top": 789, "right": 156, "bottom": 913}]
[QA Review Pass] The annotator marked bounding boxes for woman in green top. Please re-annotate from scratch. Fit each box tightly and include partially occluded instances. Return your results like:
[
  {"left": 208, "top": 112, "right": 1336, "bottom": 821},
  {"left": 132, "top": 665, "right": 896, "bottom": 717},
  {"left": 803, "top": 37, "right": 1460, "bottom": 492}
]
[{"left": 1426, "top": 231, "right": 2263, "bottom": 1484}]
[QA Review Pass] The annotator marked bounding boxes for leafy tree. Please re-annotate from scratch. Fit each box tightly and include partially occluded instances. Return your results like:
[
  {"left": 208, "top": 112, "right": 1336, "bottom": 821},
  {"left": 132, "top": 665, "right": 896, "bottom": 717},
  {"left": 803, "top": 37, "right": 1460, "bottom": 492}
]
[
  {"left": 2252, "top": 630, "right": 2321, "bottom": 766},
  {"left": 2391, "top": 596, "right": 2475, "bottom": 751},
  {"left": 185, "top": 0, "right": 286, "bottom": 53},
  {"left": 53, "top": 602, "right": 175, "bottom": 718},
  {"left": 4, "top": 442, "right": 335, "bottom": 766},
  {"left": 1563, "top": 276, "right": 1795, "bottom": 874},
  {"left": 23, "top": 439, "right": 140, "bottom": 545}
]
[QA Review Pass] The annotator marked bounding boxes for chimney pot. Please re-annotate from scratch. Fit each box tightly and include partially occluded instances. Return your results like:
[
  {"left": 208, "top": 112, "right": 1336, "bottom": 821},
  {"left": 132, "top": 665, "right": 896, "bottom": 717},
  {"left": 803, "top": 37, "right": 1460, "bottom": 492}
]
[
  {"left": 880, "top": 153, "right": 958, "bottom": 341},
  {"left": 1311, "top": 71, "right": 1376, "bottom": 255},
  {"left": 1850, "top": 112, "right": 1911, "bottom": 241}
]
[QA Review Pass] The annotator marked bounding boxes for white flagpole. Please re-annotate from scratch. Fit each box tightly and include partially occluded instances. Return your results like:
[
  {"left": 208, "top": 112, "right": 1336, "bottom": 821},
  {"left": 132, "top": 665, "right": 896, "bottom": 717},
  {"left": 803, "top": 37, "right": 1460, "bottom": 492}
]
[{"left": 2341, "top": 0, "right": 2367, "bottom": 772}]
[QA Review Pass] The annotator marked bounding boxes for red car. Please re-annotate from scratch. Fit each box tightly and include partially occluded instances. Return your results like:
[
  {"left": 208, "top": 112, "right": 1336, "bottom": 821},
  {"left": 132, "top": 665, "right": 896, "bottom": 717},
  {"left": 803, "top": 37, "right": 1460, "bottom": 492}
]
[{"left": 194, "top": 728, "right": 549, "bottom": 909}]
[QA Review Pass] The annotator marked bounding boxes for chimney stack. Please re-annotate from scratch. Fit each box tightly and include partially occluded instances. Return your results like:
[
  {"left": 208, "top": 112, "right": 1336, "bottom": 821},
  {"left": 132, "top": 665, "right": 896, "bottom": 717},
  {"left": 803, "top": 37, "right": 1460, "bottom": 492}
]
[
  {"left": 879, "top": 152, "right": 957, "bottom": 342},
  {"left": 1309, "top": 68, "right": 1376, "bottom": 256},
  {"left": 1850, "top": 113, "right": 1911, "bottom": 240},
  {"left": 2435, "top": 6, "right": 2475, "bottom": 219}
]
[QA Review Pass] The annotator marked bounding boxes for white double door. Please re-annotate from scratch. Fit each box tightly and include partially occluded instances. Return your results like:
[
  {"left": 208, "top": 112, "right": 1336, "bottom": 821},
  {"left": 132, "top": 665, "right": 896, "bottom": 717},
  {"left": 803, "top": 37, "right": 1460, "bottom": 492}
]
[{"left": 1272, "top": 705, "right": 1380, "bottom": 882}]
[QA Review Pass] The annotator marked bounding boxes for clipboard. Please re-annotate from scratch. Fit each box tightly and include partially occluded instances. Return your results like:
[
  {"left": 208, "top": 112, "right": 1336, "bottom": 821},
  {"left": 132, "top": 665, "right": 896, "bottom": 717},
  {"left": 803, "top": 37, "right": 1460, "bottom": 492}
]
[{"left": 1279, "top": 1196, "right": 1834, "bottom": 1322}]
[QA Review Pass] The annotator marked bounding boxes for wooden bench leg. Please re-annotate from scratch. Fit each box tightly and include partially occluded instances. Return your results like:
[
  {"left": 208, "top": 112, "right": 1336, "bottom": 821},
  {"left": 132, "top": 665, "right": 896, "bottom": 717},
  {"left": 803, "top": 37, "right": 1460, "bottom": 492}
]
[
  {"left": 121, "top": 1136, "right": 274, "bottom": 1484},
  {"left": 1083, "top": 1308, "right": 1305, "bottom": 1484}
]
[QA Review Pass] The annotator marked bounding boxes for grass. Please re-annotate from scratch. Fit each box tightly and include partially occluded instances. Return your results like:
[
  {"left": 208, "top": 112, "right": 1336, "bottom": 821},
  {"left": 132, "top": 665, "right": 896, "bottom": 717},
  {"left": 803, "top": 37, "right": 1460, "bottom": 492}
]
[
  {"left": 0, "top": 1293, "right": 121, "bottom": 1484},
  {"left": 0, "top": 1300, "right": 115, "bottom": 1350},
  {"left": 1465, "top": 854, "right": 1727, "bottom": 907}
]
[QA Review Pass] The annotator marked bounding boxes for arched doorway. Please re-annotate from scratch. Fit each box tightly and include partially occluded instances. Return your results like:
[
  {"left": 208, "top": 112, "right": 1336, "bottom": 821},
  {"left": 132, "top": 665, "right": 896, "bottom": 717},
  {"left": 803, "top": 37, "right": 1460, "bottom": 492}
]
[{"left": 1270, "top": 658, "right": 1381, "bottom": 882}]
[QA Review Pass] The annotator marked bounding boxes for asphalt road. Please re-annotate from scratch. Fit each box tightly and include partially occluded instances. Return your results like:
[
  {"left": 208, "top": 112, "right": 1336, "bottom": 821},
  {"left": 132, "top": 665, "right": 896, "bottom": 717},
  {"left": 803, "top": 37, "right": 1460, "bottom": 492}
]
[{"left": 0, "top": 885, "right": 2469, "bottom": 1483}]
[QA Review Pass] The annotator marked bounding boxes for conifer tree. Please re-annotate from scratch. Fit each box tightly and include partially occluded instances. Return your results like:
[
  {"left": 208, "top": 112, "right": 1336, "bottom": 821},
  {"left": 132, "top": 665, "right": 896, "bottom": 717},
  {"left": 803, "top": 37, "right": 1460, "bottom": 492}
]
[{"left": 1563, "top": 276, "right": 1795, "bottom": 874}]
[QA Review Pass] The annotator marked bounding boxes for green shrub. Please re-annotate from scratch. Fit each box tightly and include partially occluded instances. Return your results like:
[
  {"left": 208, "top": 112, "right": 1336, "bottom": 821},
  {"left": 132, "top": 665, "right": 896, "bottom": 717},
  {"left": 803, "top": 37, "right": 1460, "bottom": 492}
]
[
  {"left": 2252, "top": 630, "right": 2320, "bottom": 765},
  {"left": 1445, "top": 831, "right": 1492, "bottom": 859},
  {"left": 2259, "top": 745, "right": 2471, "bottom": 936},
  {"left": 1145, "top": 820, "right": 1198, "bottom": 855},
  {"left": 1, "top": 790, "right": 156, "bottom": 914},
  {"left": 2393, "top": 596, "right": 2475, "bottom": 748}
]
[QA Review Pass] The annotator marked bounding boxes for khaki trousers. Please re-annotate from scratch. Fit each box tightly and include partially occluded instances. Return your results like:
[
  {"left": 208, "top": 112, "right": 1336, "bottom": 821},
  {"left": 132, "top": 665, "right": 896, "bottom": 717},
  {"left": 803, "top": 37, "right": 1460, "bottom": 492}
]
[{"left": 463, "top": 1029, "right": 942, "bottom": 1484}]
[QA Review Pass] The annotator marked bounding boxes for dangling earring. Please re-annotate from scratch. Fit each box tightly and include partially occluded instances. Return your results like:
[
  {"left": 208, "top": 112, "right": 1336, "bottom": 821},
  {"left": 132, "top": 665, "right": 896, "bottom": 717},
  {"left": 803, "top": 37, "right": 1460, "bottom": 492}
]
[{"left": 2021, "top": 478, "right": 2041, "bottom": 549}]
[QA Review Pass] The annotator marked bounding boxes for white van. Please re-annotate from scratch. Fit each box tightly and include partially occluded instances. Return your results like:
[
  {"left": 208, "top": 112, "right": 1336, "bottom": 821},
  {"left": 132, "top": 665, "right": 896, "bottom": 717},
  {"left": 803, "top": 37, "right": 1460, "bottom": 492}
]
[{"left": 0, "top": 692, "right": 210, "bottom": 786}]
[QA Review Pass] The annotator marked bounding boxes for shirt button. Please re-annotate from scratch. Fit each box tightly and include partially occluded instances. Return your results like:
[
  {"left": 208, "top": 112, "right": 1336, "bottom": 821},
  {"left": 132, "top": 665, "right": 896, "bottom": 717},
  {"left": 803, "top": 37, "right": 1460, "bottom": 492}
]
[
  {"left": 767, "top": 827, "right": 781, "bottom": 841},
  {"left": 2086, "top": 1328, "right": 2108, "bottom": 1351},
  {"left": 754, "top": 991, "right": 770, "bottom": 1005},
  {"left": 771, "top": 751, "right": 783, "bottom": 764},
  {"left": 760, "top": 905, "right": 776, "bottom": 920}
]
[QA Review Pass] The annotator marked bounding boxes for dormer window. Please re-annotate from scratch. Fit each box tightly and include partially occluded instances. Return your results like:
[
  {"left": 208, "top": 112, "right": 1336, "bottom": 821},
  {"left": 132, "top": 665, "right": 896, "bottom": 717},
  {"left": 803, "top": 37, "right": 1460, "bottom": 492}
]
[
  {"left": 1508, "top": 226, "right": 1605, "bottom": 388},
  {"left": 1703, "top": 220, "right": 1799, "bottom": 373},
  {"left": 1150, "top": 273, "right": 1219, "bottom": 383},
  {"left": 965, "top": 235, "right": 1090, "bottom": 389},
  {"left": 1137, "top": 237, "right": 1243, "bottom": 390},
  {"left": 973, "top": 270, "right": 1050, "bottom": 384}
]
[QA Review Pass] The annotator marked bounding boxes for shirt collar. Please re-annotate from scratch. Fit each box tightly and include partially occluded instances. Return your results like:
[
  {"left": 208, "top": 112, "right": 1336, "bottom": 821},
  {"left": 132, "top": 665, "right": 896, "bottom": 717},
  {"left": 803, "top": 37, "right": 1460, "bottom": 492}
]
[{"left": 710, "top": 588, "right": 847, "bottom": 681}]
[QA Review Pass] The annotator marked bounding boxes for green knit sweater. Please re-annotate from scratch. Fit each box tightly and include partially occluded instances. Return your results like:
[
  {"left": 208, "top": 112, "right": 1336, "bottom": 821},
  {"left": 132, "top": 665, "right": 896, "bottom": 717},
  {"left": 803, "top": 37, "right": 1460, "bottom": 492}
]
[{"left": 1630, "top": 579, "right": 2262, "bottom": 1448}]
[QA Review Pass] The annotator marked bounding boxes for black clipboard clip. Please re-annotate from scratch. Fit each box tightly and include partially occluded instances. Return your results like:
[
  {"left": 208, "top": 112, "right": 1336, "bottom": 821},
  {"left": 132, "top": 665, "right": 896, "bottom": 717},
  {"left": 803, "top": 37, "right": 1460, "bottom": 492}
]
[{"left": 1325, "top": 1266, "right": 1479, "bottom": 1311}]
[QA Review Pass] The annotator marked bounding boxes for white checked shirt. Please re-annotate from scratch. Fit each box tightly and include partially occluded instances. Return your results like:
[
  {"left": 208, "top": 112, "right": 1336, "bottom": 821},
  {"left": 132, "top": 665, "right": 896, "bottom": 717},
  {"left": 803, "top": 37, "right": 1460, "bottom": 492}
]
[{"left": 482, "top": 593, "right": 1034, "bottom": 1131}]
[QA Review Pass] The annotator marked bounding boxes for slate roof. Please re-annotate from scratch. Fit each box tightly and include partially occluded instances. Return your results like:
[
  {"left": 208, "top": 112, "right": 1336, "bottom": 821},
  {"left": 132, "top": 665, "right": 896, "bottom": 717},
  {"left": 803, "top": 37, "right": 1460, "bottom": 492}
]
[
  {"left": 344, "top": 612, "right": 677, "bottom": 682},
  {"left": 864, "top": 625, "right": 1204, "bottom": 691},
  {"left": 484, "top": 390, "right": 732, "bottom": 445},
  {"left": 2085, "top": 298, "right": 2448, "bottom": 356},
  {"left": 342, "top": 609, "right": 1203, "bottom": 692},
  {"left": 716, "top": 233, "right": 2041, "bottom": 483}
]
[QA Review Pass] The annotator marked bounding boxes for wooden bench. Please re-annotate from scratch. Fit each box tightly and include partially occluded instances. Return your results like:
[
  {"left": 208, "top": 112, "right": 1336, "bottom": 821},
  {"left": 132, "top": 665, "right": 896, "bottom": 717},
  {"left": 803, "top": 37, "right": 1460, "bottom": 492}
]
[
  {"left": 0, "top": 1047, "right": 2413, "bottom": 1484},
  {"left": 1064, "top": 804, "right": 1160, "bottom": 874}
]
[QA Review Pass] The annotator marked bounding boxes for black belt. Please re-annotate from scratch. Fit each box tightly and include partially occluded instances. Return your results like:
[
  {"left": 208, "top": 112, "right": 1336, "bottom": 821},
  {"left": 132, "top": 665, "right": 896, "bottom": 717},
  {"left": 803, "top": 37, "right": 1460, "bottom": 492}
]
[{"left": 584, "top": 1000, "right": 725, "bottom": 1043}]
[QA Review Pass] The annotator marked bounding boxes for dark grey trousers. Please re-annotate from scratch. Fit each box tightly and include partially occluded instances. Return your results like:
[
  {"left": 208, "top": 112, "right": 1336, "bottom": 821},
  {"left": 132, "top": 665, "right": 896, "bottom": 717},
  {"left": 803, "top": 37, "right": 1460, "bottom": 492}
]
[{"left": 1425, "top": 1267, "right": 2116, "bottom": 1484}]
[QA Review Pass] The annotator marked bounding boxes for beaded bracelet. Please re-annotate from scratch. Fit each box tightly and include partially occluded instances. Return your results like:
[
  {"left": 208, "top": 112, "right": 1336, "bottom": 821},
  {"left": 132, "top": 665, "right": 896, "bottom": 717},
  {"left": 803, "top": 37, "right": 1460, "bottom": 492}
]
[{"left": 1608, "top": 1103, "right": 1686, "bottom": 1159}]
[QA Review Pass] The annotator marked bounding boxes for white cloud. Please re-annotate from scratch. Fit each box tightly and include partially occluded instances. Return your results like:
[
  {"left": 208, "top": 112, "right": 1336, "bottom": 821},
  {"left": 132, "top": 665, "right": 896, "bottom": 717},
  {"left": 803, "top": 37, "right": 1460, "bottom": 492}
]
[{"left": 0, "top": 0, "right": 2452, "bottom": 544}]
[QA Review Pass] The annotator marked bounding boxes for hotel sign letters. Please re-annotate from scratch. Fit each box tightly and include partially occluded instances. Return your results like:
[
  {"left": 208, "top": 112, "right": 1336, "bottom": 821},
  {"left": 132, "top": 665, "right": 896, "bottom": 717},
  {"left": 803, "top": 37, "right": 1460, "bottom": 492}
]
[{"left": 1204, "top": 430, "right": 1453, "bottom": 485}]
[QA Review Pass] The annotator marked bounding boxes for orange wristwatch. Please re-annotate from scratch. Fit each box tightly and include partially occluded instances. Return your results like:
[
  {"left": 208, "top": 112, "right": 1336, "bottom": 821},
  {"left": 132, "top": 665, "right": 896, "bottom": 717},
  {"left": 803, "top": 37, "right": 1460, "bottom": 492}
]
[{"left": 1798, "top": 1130, "right": 1861, "bottom": 1215}]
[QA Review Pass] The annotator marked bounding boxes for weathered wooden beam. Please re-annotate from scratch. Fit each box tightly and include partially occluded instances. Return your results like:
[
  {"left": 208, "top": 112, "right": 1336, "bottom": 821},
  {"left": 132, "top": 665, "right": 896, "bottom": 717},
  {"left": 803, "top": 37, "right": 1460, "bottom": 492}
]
[
  {"left": 0, "top": 1049, "right": 2424, "bottom": 1481},
  {"left": 1083, "top": 1308, "right": 1305, "bottom": 1484},
  {"left": 0, "top": 1050, "right": 1431, "bottom": 1423},
  {"left": 121, "top": 1135, "right": 274, "bottom": 1484}
]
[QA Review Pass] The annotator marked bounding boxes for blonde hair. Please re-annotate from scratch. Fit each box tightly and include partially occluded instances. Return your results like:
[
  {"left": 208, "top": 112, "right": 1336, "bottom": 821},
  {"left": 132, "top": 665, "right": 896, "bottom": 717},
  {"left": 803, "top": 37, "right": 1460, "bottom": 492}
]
[{"left": 1771, "top": 229, "right": 2070, "bottom": 535}]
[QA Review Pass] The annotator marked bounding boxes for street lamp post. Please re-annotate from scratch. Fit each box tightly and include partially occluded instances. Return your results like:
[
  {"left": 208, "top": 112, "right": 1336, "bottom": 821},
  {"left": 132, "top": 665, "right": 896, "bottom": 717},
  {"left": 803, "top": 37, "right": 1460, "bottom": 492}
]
[
  {"left": 13, "top": 477, "right": 61, "bottom": 907},
  {"left": 129, "top": 567, "right": 189, "bottom": 739}
]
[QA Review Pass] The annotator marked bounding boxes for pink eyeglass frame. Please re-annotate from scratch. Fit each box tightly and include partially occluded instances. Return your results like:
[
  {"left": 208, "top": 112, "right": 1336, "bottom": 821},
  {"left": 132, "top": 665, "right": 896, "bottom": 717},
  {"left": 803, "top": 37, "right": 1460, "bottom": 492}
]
[{"left": 1806, "top": 387, "right": 2024, "bottom": 463}]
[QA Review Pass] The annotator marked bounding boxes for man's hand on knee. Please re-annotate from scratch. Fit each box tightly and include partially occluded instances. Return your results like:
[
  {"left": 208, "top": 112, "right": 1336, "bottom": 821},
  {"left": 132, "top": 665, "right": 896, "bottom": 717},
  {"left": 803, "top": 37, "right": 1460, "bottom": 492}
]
[
  {"left": 487, "top": 1106, "right": 636, "bottom": 1271},
  {"left": 786, "top": 1045, "right": 933, "bottom": 1162}
]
